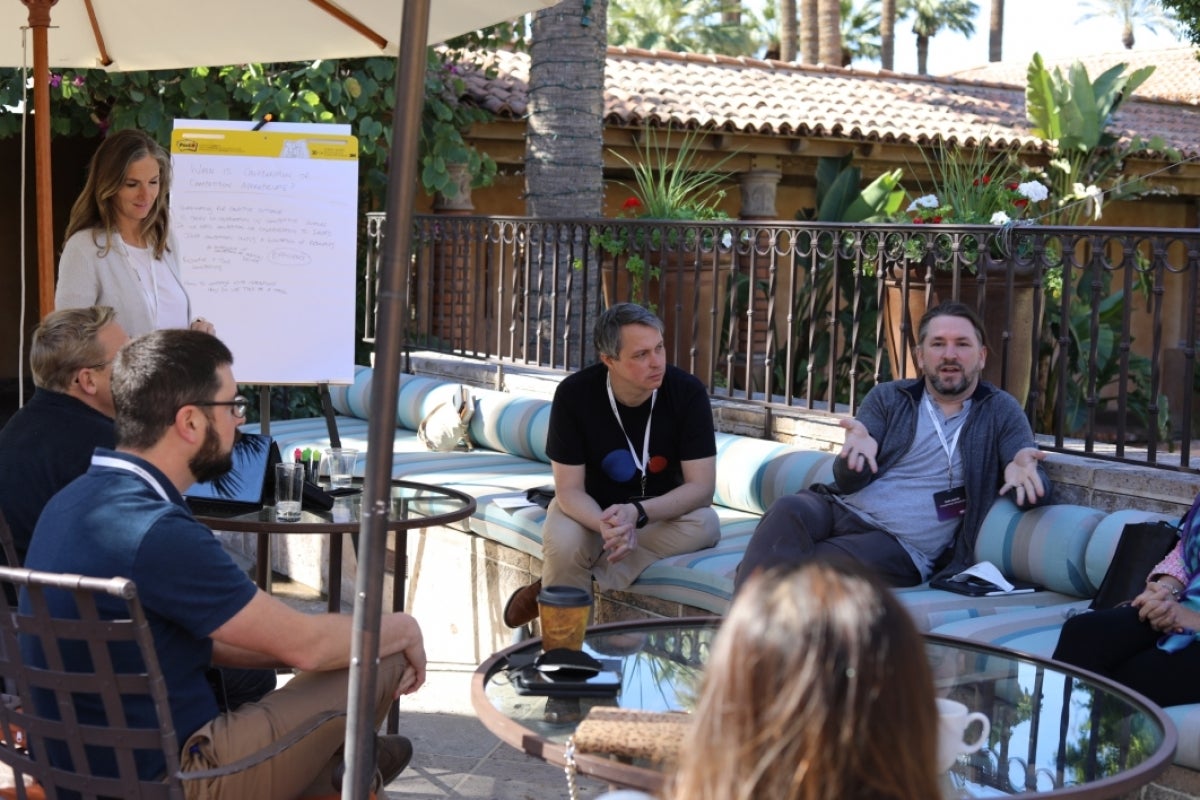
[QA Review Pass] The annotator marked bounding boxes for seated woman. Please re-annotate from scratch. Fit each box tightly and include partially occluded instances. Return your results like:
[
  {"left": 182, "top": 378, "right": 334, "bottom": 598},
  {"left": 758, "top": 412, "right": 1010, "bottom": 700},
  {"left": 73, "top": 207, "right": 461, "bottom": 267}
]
[
  {"left": 1054, "top": 514, "right": 1200, "bottom": 707},
  {"left": 601, "top": 558, "right": 942, "bottom": 800}
]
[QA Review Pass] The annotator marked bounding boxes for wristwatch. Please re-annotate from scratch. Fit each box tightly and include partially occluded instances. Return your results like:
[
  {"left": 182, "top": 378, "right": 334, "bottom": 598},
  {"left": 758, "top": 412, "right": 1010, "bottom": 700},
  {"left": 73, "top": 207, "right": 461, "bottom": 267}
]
[{"left": 630, "top": 500, "right": 649, "bottom": 529}]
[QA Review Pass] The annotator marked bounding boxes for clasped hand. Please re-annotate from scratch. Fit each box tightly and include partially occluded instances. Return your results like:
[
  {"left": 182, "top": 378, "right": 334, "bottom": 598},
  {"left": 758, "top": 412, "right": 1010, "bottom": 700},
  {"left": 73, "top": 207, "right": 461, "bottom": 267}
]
[
  {"left": 1133, "top": 582, "right": 1199, "bottom": 634},
  {"left": 598, "top": 503, "right": 639, "bottom": 564}
]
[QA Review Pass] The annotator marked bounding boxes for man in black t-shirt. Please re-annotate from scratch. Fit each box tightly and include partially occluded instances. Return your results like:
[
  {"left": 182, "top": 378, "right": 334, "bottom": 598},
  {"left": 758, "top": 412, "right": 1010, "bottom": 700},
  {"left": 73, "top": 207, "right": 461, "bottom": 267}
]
[{"left": 503, "top": 304, "right": 721, "bottom": 628}]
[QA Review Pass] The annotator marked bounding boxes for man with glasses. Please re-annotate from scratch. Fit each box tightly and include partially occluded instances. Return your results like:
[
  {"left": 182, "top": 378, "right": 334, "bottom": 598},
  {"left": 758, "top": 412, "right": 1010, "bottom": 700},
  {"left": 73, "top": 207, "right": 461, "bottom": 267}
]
[
  {"left": 0, "top": 305, "right": 127, "bottom": 566},
  {"left": 24, "top": 329, "right": 424, "bottom": 797}
]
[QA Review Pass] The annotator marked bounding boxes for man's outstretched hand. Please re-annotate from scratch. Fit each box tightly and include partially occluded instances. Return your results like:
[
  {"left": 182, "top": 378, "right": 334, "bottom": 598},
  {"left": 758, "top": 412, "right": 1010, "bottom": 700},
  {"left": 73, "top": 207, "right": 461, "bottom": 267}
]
[
  {"left": 999, "top": 447, "right": 1047, "bottom": 507},
  {"left": 838, "top": 418, "right": 879, "bottom": 474}
]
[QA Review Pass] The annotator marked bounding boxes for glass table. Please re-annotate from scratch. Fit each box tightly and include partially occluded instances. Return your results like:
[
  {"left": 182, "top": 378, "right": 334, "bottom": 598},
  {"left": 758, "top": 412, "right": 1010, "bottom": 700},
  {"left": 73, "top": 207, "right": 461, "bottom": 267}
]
[
  {"left": 196, "top": 478, "right": 475, "bottom": 614},
  {"left": 471, "top": 617, "right": 1177, "bottom": 798}
]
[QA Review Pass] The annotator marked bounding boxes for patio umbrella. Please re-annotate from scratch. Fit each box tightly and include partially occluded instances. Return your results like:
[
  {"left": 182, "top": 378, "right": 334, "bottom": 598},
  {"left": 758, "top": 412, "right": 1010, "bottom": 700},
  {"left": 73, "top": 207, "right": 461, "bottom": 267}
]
[
  {"left": 3, "top": 0, "right": 558, "bottom": 316},
  {"left": 4, "top": 1, "right": 562, "bottom": 797}
]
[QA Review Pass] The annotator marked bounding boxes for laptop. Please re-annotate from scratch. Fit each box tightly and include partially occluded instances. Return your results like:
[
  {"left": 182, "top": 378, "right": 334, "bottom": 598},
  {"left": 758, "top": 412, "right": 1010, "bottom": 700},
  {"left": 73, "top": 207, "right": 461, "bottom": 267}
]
[{"left": 185, "top": 432, "right": 281, "bottom": 516}]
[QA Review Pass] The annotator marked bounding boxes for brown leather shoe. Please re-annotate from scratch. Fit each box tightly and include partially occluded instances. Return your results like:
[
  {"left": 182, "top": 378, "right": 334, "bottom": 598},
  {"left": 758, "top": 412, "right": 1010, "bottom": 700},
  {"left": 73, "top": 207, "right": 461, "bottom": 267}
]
[{"left": 503, "top": 579, "right": 542, "bottom": 628}]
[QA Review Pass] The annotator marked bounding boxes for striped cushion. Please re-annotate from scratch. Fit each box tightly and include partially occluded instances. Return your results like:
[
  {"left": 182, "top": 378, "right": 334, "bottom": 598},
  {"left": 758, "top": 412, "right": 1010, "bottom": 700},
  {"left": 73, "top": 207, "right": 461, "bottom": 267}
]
[
  {"left": 894, "top": 585, "right": 1083, "bottom": 633},
  {"left": 629, "top": 510, "right": 761, "bottom": 614},
  {"left": 1165, "top": 705, "right": 1200, "bottom": 770},
  {"left": 974, "top": 498, "right": 1103, "bottom": 597},
  {"left": 327, "top": 366, "right": 373, "bottom": 419},
  {"left": 713, "top": 433, "right": 835, "bottom": 515},
  {"left": 926, "top": 603, "right": 1085, "bottom": 657},
  {"left": 466, "top": 387, "right": 551, "bottom": 463}
]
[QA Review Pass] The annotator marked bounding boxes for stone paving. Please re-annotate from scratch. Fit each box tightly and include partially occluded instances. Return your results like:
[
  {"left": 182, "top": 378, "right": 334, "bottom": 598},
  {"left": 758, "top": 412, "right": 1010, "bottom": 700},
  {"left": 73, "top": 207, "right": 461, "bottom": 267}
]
[{"left": 269, "top": 577, "right": 610, "bottom": 799}]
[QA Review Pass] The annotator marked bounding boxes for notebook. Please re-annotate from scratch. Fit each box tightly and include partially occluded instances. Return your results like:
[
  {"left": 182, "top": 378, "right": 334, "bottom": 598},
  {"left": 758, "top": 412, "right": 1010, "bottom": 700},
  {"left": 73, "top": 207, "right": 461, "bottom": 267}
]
[
  {"left": 930, "top": 561, "right": 1042, "bottom": 597},
  {"left": 185, "top": 432, "right": 281, "bottom": 516}
]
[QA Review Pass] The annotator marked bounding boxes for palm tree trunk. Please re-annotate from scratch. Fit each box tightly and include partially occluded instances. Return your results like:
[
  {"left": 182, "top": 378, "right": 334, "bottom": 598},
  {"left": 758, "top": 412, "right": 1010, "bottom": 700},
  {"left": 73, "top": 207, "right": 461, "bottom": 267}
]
[
  {"left": 527, "top": 0, "right": 605, "bottom": 217},
  {"left": 880, "top": 0, "right": 896, "bottom": 70},
  {"left": 722, "top": 0, "right": 741, "bottom": 26},
  {"left": 988, "top": 0, "right": 1004, "bottom": 62},
  {"left": 781, "top": 0, "right": 799, "bottom": 61},
  {"left": 526, "top": 0, "right": 607, "bottom": 359},
  {"left": 799, "top": 0, "right": 818, "bottom": 63},
  {"left": 916, "top": 32, "right": 930, "bottom": 75},
  {"left": 817, "top": 0, "right": 841, "bottom": 66}
]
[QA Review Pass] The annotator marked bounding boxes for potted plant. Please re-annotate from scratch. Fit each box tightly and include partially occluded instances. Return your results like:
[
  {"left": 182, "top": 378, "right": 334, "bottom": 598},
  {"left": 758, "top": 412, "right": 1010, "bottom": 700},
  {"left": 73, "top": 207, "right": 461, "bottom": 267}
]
[
  {"left": 591, "top": 126, "right": 738, "bottom": 382},
  {"left": 880, "top": 141, "right": 1051, "bottom": 404}
]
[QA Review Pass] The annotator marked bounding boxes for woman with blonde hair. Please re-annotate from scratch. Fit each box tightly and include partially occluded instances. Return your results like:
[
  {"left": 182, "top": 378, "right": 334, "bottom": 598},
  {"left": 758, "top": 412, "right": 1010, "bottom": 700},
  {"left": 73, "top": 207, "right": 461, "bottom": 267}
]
[
  {"left": 657, "top": 559, "right": 941, "bottom": 800},
  {"left": 56, "top": 128, "right": 213, "bottom": 338}
]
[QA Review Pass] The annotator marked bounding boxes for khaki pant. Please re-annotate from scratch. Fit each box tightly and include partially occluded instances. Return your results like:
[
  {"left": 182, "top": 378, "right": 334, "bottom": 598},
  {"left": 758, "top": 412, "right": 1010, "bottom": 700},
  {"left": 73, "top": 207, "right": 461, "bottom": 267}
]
[
  {"left": 541, "top": 499, "right": 720, "bottom": 594},
  {"left": 180, "top": 652, "right": 406, "bottom": 799}
]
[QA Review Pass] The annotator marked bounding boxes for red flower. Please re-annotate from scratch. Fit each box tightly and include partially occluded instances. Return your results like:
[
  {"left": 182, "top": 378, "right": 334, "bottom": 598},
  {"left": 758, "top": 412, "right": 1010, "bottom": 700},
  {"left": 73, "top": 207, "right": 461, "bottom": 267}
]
[
  {"left": 1013, "top": 198, "right": 1029, "bottom": 208},
  {"left": 912, "top": 217, "right": 924, "bottom": 224},
  {"left": 931, "top": 215, "right": 943, "bottom": 223},
  {"left": 622, "top": 197, "right": 642, "bottom": 210},
  {"left": 1006, "top": 182, "right": 1019, "bottom": 191}
]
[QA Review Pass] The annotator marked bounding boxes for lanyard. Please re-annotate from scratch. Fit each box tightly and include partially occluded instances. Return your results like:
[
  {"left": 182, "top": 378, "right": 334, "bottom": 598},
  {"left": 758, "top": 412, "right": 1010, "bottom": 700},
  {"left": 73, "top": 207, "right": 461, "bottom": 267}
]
[
  {"left": 92, "top": 454, "right": 172, "bottom": 503},
  {"left": 923, "top": 393, "right": 966, "bottom": 488},
  {"left": 606, "top": 374, "right": 656, "bottom": 496}
]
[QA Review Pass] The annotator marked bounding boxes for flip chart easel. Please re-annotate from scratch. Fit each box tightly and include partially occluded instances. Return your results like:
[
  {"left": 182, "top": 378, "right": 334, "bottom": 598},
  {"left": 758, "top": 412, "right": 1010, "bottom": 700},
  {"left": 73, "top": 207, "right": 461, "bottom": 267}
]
[{"left": 170, "top": 120, "right": 358, "bottom": 443}]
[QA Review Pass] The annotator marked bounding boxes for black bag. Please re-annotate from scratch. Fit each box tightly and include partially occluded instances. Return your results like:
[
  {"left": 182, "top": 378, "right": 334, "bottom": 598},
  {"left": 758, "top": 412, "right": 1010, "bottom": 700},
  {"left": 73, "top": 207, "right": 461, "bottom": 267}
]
[
  {"left": 525, "top": 484, "right": 556, "bottom": 509},
  {"left": 1089, "top": 520, "right": 1180, "bottom": 610}
]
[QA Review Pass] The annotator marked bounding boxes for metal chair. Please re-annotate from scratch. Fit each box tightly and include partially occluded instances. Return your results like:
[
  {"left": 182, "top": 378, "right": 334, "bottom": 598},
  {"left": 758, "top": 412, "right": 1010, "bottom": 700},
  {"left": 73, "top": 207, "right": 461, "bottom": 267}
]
[
  {"left": 0, "top": 566, "right": 343, "bottom": 800},
  {"left": 0, "top": 509, "right": 19, "bottom": 569}
]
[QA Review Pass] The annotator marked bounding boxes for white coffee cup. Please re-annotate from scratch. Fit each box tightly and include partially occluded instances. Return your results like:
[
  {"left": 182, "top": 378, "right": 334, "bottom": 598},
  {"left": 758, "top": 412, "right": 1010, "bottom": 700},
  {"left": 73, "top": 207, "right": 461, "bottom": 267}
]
[{"left": 936, "top": 697, "right": 990, "bottom": 772}]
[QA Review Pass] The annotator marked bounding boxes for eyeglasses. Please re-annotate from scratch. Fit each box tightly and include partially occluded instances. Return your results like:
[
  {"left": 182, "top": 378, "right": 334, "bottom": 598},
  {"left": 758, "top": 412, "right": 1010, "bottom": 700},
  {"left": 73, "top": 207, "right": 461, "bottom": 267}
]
[{"left": 190, "top": 394, "right": 250, "bottom": 419}]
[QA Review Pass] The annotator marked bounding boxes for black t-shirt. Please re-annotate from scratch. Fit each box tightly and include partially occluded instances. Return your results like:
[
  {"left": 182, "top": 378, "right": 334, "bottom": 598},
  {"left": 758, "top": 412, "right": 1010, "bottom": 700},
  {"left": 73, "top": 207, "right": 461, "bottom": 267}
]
[{"left": 546, "top": 363, "right": 716, "bottom": 508}]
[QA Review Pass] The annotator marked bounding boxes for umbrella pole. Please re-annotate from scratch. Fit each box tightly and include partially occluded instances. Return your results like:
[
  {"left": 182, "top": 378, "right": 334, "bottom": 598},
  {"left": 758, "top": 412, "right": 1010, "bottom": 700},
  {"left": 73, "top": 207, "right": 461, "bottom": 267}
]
[
  {"left": 22, "top": 0, "right": 56, "bottom": 318},
  {"left": 343, "top": 0, "right": 430, "bottom": 796}
]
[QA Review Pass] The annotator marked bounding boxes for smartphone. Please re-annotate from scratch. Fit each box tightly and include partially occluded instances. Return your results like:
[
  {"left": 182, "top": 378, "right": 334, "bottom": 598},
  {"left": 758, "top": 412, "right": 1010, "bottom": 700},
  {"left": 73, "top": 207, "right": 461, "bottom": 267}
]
[{"left": 513, "top": 666, "right": 622, "bottom": 697}]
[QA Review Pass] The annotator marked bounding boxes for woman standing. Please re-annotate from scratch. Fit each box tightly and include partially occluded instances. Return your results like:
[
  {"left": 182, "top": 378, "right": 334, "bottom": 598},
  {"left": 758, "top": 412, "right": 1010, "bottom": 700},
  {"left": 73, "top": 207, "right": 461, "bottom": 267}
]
[{"left": 55, "top": 128, "right": 213, "bottom": 337}]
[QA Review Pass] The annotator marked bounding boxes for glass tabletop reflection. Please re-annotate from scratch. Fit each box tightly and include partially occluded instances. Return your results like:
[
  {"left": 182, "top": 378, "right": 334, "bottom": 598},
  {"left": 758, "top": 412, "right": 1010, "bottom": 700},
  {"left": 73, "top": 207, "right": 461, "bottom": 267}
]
[
  {"left": 200, "top": 478, "right": 476, "bottom": 531},
  {"left": 477, "top": 618, "right": 1174, "bottom": 798}
]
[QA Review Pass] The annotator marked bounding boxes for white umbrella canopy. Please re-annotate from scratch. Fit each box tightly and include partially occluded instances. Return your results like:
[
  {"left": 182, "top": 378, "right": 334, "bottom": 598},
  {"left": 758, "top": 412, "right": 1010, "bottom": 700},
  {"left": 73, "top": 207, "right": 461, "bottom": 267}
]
[
  {"left": 1, "top": 0, "right": 546, "bottom": 69},
  {"left": 4, "top": 0, "right": 559, "bottom": 315}
]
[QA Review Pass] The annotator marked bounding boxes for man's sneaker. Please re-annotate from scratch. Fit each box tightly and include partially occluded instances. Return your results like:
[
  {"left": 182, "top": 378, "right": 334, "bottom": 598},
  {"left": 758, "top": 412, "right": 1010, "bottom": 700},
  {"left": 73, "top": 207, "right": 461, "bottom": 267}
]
[
  {"left": 503, "top": 579, "right": 542, "bottom": 628},
  {"left": 331, "top": 734, "right": 413, "bottom": 791}
]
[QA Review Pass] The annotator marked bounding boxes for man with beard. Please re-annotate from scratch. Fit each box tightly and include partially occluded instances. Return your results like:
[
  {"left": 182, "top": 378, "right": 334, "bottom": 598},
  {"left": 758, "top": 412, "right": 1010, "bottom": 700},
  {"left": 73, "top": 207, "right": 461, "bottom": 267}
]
[
  {"left": 23, "top": 330, "right": 425, "bottom": 798},
  {"left": 734, "top": 301, "right": 1051, "bottom": 593}
]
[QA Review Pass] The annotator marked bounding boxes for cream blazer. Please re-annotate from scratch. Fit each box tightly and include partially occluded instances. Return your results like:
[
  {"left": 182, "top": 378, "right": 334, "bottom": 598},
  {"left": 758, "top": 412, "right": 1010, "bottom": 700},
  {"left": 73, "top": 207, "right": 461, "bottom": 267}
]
[{"left": 56, "top": 228, "right": 194, "bottom": 338}]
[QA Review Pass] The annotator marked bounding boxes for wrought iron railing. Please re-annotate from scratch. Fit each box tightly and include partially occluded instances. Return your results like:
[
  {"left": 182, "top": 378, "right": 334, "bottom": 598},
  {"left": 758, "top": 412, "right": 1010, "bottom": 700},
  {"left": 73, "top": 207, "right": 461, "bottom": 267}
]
[{"left": 364, "top": 213, "right": 1200, "bottom": 473}]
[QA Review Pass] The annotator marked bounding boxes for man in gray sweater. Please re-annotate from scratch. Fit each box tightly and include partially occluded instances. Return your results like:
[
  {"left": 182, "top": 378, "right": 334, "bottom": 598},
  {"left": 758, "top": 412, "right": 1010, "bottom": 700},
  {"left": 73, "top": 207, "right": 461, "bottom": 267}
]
[{"left": 735, "top": 301, "right": 1051, "bottom": 591}]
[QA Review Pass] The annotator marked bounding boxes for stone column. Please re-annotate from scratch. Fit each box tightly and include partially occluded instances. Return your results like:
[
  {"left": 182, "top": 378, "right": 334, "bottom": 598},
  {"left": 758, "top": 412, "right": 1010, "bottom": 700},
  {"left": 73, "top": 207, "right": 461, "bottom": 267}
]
[
  {"left": 738, "top": 157, "right": 782, "bottom": 220},
  {"left": 433, "top": 161, "right": 475, "bottom": 213}
]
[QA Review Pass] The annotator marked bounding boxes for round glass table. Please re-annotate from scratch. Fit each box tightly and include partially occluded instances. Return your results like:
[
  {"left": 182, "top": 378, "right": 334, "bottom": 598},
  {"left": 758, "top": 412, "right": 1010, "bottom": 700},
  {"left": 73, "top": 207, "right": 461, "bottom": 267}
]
[
  {"left": 197, "top": 478, "right": 475, "bottom": 613},
  {"left": 472, "top": 616, "right": 1177, "bottom": 798}
]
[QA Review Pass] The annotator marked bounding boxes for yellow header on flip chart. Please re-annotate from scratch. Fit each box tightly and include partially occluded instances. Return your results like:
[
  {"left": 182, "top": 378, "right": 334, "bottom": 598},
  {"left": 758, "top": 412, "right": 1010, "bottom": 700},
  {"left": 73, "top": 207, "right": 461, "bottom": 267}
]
[{"left": 171, "top": 129, "right": 357, "bottom": 160}]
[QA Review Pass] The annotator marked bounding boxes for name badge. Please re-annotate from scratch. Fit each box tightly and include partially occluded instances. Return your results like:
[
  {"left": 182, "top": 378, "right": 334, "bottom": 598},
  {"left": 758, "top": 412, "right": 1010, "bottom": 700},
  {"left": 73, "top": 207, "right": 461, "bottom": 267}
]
[{"left": 933, "top": 486, "right": 967, "bottom": 522}]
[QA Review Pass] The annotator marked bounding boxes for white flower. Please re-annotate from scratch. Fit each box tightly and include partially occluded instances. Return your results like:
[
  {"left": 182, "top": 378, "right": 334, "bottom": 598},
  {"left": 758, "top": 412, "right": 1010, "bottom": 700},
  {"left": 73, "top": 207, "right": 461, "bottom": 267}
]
[
  {"left": 1017, "top": 181, "right": 1049, "bottom": 203},
  {"left": 720, "top": 231, "right": 733, "bottom": 249},
  {"left": 906, "top": 194, "right": 941, "bottom": 212},
  {"left": 1072, "top": 183, "right": 1104, "bottom": 221},
  {"left": 990, "top": 211, "right": 1011, "bottom": 225}
]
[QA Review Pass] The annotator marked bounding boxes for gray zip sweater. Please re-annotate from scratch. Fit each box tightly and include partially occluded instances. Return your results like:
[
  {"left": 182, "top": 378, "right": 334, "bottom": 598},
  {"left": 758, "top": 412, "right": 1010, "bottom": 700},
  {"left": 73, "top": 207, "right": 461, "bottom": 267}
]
[{"left": 829, "top": 378, "right": 1052, "bottom": 581}]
